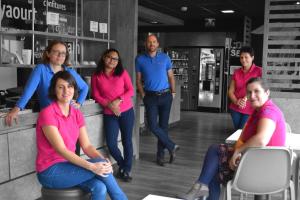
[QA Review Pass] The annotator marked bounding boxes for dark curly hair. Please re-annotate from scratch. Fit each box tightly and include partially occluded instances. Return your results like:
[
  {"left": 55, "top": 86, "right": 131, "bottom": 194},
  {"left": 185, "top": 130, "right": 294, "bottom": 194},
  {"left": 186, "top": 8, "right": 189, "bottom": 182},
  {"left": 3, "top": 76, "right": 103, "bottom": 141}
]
[
  {"left": 48, "top": 71, "right": 78, "bottom": 101},
  {"left": 95, "top": 48, "right": 124, "bottom": 76},
  {"left": 240, "top": 46, "right": 255, "bottom": 57}
]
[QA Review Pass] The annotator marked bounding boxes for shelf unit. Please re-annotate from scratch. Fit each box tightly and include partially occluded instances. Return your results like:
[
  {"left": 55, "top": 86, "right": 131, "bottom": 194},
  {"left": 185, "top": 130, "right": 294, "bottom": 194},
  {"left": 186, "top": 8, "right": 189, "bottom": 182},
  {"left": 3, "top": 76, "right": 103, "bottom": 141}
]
[
  {"left": 171, "top": 58, "right": 189, "bottom": 61},
  {"left": 170, "top": 58, "right": 189, "bottom": 81},
  {"left": 0, "top": 0, "right": 113, "bottom": 68}
]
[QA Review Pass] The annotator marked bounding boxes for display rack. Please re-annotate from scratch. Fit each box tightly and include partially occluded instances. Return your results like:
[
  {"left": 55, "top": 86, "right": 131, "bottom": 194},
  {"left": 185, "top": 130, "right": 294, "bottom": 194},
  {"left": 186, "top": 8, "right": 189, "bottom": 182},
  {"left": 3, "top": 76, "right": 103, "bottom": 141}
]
[{"left": 0, "top": 0, "right": 113, "bottom": 68}]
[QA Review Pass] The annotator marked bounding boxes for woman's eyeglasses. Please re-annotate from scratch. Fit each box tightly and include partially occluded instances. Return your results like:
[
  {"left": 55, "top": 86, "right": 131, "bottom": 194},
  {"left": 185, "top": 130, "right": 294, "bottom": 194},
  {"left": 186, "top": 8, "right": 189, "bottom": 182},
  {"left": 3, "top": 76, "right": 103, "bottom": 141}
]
[
  {"left": 106, "top": 55, "right": 119, "bottom": 62},
  {"left": 51, "top": 50, "right": 67, "bottom": 57}
]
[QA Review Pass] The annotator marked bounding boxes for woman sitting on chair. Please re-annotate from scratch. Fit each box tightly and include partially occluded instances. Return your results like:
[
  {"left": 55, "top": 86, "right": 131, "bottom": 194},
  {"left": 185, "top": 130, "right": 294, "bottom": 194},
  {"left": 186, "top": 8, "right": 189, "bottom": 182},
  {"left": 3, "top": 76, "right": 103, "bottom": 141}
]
[
  {"left": 36, "top": 71, "right": 128, "bottom": 200},
  {"left": 178, "top": 77, "right": 286, "bottom": 200}
]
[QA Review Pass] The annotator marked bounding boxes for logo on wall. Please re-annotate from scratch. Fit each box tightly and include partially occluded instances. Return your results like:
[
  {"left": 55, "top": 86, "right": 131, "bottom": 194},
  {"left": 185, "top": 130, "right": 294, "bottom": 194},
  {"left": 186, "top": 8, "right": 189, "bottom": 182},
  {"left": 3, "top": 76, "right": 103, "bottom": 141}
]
[
  {"left": 229, "top": 41, "right": 243, "bottom": 65},
  {"left": 230, "top": 41, "right": 243, "bottom": 58},
  {"left": 1, "top": 0, "right": 70, "bottom": 30}
]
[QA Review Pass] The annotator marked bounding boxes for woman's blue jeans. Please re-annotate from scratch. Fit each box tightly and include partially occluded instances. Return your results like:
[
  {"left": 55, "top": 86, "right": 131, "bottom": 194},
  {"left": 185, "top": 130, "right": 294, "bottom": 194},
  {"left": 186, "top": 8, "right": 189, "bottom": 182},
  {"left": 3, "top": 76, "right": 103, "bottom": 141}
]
[
  {"left": 37, "top": 157, "right": 128, "bottom": 200},
  {"left": 197, "top": 144, "right": 221, "bottom": 200},
  {"left": 230, "top": 109, "right": 249, "bottom": 130},
  {"left": 104, "top": 108, "right": 134, "bottom": 173}
]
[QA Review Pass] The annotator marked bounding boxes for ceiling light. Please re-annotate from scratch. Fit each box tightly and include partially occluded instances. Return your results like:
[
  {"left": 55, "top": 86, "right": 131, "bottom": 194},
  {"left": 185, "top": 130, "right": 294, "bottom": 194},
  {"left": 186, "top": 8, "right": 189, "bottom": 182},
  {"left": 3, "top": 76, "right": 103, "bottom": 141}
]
[
  {"left": 221, "top": 10, "right": 235, "bottom": 14},
  {"left": 181, "top": 6, "right": 188, "bottom": 12},
  {"left": 150, "top": 21, "right": 159, "bottom": 24},
  {"left": 296, "top": 1, "right": 300, "bottom": 4}
]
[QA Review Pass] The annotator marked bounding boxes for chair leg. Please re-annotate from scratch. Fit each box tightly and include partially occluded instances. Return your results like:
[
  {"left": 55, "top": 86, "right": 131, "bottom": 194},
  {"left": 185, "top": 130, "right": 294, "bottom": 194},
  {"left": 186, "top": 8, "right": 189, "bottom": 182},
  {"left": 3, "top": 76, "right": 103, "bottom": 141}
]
[
  {"left": 283, "top": 189, "right": 287, "bottom": 200},
  {"left": 226, "top": 181, "right": 232, "bottom": 200},
  {"left": 290, "top": 181, "right": 295, "bottom": 200},
  {"left": 219, "top": 185, "right": 226, "bottom": 200},
  {"left": 239, "top": 193, "right": 243, "bottom": 200},
  {"left": 267, "top": 194, "right": 272, "bottom": 200}
]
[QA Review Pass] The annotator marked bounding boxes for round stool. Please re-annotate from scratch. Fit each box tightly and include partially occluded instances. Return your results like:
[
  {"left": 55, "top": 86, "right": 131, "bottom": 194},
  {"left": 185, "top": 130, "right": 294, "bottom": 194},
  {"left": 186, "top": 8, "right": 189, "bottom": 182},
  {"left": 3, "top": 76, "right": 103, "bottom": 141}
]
[{"left": 41, "top": 187, "right": 91, "bottom": 200}]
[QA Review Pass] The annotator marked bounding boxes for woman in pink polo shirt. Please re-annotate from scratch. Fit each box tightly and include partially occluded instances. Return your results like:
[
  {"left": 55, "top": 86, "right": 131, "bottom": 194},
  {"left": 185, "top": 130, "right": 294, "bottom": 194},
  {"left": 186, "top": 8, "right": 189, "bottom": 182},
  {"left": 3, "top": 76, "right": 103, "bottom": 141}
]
[
  {"left": 36, "top": 71, "right": 127, "bottom": 200},
  {"left": 178, "top": 77, "right": 286, "bottom": 200},
  {"left": 228, "top": 46, "right": 262, "bottom": 130},
  {"left": 91, "top": 49, "right": 134, "bottom": 182}
]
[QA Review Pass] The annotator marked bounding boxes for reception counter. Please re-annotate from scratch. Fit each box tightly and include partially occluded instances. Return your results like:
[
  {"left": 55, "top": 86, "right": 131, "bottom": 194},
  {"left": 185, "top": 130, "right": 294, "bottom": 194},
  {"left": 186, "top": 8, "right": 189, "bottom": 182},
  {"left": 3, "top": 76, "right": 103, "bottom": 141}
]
[{"left": 0, "top": 101, "right": 105, "bottom": 200}]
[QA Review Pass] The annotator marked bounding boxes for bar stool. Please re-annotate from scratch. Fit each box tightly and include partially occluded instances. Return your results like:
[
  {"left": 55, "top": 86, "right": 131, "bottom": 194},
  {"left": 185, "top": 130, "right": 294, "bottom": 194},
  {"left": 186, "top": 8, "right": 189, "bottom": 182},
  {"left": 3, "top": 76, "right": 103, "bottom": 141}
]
[{"left": 41, "top": 187, "right": 91, "bottom": 200}]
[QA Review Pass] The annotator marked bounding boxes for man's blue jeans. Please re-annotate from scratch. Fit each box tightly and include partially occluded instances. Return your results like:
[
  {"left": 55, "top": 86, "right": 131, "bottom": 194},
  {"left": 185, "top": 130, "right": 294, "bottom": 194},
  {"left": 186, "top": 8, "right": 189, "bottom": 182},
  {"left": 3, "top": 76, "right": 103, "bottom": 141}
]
[
  {"left": 37, "top": 157, "right": 128, "bottom": 200},
  {"left": 143, "top": 92, "right": 175, "bottom": 159},
  {"left": 230, "top": 109, "right": 249, "bottom": 130},
  {"left": 104, "top": 108, "right": 134, "bottom": 173}
]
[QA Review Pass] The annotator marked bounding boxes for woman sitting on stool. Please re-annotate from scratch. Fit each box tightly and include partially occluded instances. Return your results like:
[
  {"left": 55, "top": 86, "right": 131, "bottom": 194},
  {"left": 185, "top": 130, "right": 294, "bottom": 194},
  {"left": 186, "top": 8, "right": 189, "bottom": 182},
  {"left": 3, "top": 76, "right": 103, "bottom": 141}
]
[
  {"left": 178, "top": 77, "right": 286, "bottom": 200},
  {"left": 36, "top": 71, "right": 127, "bottom": 200}
]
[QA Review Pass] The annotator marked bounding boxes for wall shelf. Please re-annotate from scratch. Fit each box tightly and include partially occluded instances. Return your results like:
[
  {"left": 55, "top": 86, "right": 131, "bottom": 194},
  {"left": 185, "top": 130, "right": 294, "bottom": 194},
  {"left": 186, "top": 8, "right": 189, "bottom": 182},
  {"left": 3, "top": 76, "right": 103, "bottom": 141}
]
[
  {"left": 0, "top": 0, "right": 112, "bottom": 67},
  {"left": 0, "top": 30, "right": 115, "bottom": 43},
  {"left": 171, "top": 58, "right": 189, "bottom": 61}
]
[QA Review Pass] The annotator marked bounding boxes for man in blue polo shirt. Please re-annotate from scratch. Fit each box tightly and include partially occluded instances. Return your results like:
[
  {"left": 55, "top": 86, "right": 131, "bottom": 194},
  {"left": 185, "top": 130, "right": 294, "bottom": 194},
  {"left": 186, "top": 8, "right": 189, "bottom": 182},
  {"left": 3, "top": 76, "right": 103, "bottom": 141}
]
[{"left": 135, "top": 34, "right": 179, "bottom": 166}]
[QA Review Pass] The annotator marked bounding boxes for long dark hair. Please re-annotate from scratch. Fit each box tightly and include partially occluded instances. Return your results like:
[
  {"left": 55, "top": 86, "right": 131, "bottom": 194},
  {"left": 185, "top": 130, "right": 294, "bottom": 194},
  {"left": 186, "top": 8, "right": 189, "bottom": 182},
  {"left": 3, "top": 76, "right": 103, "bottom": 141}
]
[
  {"left": 42, "top": 40, "right": 70, "bottom": 66},
  {"left": 95, "top": 48, "right": 124, "bottom": 76},
  {"left": 48, "top": 71, "right": 78, "bottom": 101}
]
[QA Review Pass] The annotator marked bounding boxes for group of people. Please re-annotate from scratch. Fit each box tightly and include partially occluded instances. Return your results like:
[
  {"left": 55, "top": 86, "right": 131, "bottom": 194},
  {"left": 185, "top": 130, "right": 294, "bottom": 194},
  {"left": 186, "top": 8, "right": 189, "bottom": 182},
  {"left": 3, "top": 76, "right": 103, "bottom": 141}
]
[
  {"left": 4, "top": 35, "right": 287, "bottom": 200},
  {"left": 5, "top": 40, "right": 131, "bottom": 199},
  {"left": 4, "top": 34, "right": 179, "bottom": 200}
]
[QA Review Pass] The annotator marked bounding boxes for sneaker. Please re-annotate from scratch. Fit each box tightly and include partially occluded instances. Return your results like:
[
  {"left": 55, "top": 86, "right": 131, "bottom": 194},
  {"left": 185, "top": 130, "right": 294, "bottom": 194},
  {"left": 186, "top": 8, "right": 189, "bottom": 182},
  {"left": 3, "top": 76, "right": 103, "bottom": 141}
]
[{"left": 177, "top": 182, "right": 209, "bottom": 200}]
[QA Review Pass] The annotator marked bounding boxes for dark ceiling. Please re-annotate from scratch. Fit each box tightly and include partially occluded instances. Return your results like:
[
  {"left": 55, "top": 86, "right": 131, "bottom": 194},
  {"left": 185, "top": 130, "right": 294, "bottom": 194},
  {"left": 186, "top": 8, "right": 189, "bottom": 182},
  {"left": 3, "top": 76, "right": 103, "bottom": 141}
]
[{"left": 139, "top": 0, "right": 265, "bottom": 30}]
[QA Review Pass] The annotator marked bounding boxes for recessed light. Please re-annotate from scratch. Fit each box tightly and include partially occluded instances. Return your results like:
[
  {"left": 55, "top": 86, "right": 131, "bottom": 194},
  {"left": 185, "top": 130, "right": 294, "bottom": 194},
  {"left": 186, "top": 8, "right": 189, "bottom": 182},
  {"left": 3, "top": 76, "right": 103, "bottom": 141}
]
[
  {"left": 150, "top": 21, "right": 159, "bottom": 24},
  {"left": 221, "top": 10, "right": 235, "bottom": 13},
  {"left": 296, "top": 1, "right": 300, "bottom": 4},
  {"left": 181, "top": 6, "right": 188, "bottom": 12}
]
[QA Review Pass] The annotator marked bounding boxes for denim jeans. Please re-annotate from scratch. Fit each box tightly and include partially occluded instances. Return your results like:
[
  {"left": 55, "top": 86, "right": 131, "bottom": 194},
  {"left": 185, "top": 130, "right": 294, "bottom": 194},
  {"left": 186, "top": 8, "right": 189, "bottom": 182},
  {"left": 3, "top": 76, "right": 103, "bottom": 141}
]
[
  {"left": 104, "top": 108, "right": 134, "bottom": 173},
  {"left": 143, "top": 92, "right": 175, "bottom": 159},
  {"left": 37, "top": 157, "right": 128, "bottom": 200},
  {"left": 230, "top": 109, "right": 249, "bottom": 130},
  {"left": 197, "top": 144, "right": 221, "bottom": 200}
]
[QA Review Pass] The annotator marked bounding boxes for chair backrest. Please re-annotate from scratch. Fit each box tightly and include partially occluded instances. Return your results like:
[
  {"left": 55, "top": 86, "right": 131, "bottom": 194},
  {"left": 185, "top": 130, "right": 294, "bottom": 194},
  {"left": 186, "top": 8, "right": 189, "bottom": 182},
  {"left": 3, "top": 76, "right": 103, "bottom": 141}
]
[
  {"left": 232, "top": 147, "right": 292, "bottom": 195},
  {"left": 285, "top": 122, "right": 292, "bottom": 134}
]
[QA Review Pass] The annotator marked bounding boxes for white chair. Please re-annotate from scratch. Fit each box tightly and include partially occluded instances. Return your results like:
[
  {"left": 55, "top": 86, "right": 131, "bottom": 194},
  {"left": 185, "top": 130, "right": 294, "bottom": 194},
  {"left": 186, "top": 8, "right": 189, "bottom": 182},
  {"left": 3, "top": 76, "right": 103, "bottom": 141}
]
[
  {"left": 286, "top": 122, "right": 292, "bottom": 134},
  {"left": 226, "top": 147, "right": 295, "bottom": 200}
]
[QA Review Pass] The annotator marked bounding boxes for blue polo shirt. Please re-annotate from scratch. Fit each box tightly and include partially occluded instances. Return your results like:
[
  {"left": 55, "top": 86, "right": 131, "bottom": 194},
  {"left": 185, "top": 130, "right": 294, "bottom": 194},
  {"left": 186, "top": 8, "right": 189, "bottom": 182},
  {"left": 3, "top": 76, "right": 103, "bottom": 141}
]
[
  {"left": 135, "top": 52, "right": 172, "bottom": 91},
  {"left": 16, "top": 63, "right": 88, "bottom": 110}
]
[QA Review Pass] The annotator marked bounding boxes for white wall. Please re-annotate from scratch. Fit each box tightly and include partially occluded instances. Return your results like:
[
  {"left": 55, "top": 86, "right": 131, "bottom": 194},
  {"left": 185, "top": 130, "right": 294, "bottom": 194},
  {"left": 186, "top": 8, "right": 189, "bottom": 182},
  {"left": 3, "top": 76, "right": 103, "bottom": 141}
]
[
  {"left": 273, "top": 98, "right": 300, "bottom": 134},
  {"left": 0, "top": 68, "right": 17, "bottom": 90}
]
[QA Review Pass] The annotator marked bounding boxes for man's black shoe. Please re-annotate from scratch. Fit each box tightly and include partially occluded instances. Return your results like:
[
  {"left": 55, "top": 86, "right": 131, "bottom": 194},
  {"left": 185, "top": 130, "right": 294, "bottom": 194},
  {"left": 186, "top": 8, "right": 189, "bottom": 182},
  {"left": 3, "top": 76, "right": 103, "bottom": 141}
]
[
  {"left": 156, "top": 158, "right": 165, "bottom": 166},
  {"left": 122, "top": 172, "right": 133, "bottom": 182},
  {"left": 169, "top": 145, "right": 180, "bottom": 163},
  {"left": 115, "top": 168, "right": 124, "bottom": 179}
]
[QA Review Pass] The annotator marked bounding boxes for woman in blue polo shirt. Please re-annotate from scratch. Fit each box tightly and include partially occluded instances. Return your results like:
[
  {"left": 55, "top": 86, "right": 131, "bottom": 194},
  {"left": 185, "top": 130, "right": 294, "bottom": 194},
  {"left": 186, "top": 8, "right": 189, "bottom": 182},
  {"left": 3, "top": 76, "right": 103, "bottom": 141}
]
[{"left": 5, "top": 40, "right": 88, "bottom": 126}]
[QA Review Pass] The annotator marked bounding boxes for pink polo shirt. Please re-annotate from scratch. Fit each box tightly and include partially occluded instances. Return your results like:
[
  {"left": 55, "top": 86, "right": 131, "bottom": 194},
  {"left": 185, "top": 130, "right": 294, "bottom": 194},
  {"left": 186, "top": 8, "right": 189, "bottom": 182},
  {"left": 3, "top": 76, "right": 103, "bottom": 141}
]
[
  {"left": 229, "top": 64, "right": 262, "bottom": 114},
  {"left": 241, "top": 100, "right": 286, "bottom": 146},
  {"left": 35, "top": 102, "right": 85, "bottom": 172},
  {"left": 91, "top": 70, "right": 134, "bottom": 115}
]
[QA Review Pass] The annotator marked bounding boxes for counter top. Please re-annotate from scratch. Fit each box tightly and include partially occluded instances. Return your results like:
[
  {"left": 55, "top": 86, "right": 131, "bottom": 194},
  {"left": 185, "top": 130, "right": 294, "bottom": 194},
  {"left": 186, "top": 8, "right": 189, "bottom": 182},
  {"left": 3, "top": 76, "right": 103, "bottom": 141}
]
[{"left": 0, "top": 100, "right": 102, "bottom": 134}]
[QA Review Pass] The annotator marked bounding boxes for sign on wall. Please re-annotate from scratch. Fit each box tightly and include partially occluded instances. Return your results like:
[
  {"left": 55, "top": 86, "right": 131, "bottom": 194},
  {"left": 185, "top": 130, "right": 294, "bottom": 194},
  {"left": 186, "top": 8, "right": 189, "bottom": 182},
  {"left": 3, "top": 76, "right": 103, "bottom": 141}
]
[{"left": 1, "top": 0, "right": 75, "bottom": 33}]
